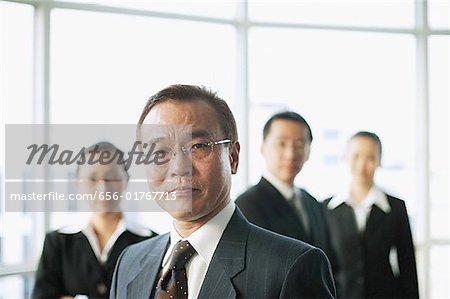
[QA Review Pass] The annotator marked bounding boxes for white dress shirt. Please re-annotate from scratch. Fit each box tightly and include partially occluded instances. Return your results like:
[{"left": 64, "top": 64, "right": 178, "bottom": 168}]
[
  {"left": 58, "top": 215, "right": 153, "bottom": 299},
  {"left": 263, "top": 170, "right": 295, "bottom": 200},
  {"left": 327, "top": 185, "right": 399, "bottom": 275},
  {"left": 327, "top": 185, "right": 391, "bottom": 232},
  {"left": 161, "top": 201, "right": 236, "bottom": 299},
  {"left": 58, "top": 216, "right": 153, "bottom": 264}
]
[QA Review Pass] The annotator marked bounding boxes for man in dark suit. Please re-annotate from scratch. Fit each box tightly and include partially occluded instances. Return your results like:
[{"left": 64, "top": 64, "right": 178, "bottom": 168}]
[
  {"left": 110, "top": 85, "right": 335, "bottom": 298},
  {"left": 236, "top": 112, "right": 336, "bottom": 269}
]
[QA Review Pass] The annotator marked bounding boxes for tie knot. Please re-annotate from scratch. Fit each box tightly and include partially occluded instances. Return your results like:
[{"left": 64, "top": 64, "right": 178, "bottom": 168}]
[{"left": 169, "top": 240, "right": 196, "bottom": 270}]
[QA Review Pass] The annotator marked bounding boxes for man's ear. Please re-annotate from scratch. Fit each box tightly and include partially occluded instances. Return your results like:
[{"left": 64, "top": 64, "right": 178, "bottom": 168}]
[
  {"left": 229, "top": 141, "right": 240, "bottom": 174},
  {"left": 261, "top": 139, "right": 271, "bottom": 159},
  {"left": 376, "top": 156, "right": 382, "bottom": 168},
  {"left": 305, "top": 143, "right": 311, "bottom": 162},
  {"left": 122, "top": 178, "right": 129, "bottom": 191},
  {"left": 75, "top": 179, "right": 82, "bottom": 193}
]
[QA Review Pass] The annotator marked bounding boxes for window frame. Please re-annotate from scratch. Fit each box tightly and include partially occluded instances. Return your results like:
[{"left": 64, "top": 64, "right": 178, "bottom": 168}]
[{"left": 0, "top": 1, "right": 449, "bottom": 298}]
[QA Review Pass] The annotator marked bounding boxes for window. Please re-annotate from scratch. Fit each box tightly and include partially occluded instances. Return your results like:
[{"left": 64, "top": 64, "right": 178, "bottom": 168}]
[
  {"left": 0, "top": 273, "right": 34, "bottom": 299},
  {"left": 50, "top": 8, "right": 236, "bottom": 124},
  {"left": 58, "top": 0, "right": 237, "bottom": 19},
  {"left": 48, "top": 8, "right": 236, "bottom": 233},
  {"left": 0, "top": 1, "right": 39, "bottom": 294},
  {"left": 428, "top": 0, "right": 450, "bottom": 30},
  {"left": 1, "top": 1, "right": 449, "bottom": 298},
  {"left": 0, "top": 1, "right": 34, "bottom": 124},
  {"left": 429, "top": 36, "right": 449, "bottom": 241},
  {"left": 248, "top": 28, "right": 416, "bottom": 203},
  {"left": 429, "top": 245, "right": 450, "bottom": 298},
  {"left": 248, "top": 0, "right": 415, "bottom": 28},
  {"left": 0, "top": 0, "right": 36, "bottom": 266}
]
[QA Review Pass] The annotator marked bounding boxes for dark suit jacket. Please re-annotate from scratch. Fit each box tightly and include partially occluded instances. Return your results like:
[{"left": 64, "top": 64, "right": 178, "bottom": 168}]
[
  {"left": 32, "top": 229, "right": 155, "bottom": 299},
  {"left": 235, "top": 178, "right": 336, "bottom": 270},
  {"left": 323, "top": 194, "right": 419, "bottom": 299},
  {"left": 110, "top": 208, "right": 336, "bottom": 298}
]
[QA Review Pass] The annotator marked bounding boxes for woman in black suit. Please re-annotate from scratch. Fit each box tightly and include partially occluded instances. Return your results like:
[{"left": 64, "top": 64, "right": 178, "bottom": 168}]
[
  {"left": 32, "top": 142, "right": 156, "bottom": 299},
  {"left": 324, "top": 131, "right": 419, "bottom": 298}
]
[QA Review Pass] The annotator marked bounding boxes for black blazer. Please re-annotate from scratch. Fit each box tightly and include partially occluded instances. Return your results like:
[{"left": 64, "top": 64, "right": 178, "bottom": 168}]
[
  {"left": 32, "top": 228, "right": 155, "bottom": 299},
  {"left": 324, "top": 194, "right": 419, "bottom": 299},
  {"left": 235, "top": 177, "right": 337, "bottom": 269},
  {"left": 110, "top": 208, "right": 336, "bottom": 298}
]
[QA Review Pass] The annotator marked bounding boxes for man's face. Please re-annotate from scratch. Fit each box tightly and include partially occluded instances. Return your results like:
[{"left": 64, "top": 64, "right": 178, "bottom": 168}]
[
  {"left": 261, "top": 119, "right": 311, "bottom": 185},
  {"left": 141, "top": 100, "right": 239, "bottom": 222},
  {"left": 346, "top": 136, "right": 380, "bottom": 185}
]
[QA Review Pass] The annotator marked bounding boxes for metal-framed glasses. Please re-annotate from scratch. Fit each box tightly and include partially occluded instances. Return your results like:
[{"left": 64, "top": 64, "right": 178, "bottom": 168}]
[{"left": 153, "top": 138, "right": 232, "bottom": 162}]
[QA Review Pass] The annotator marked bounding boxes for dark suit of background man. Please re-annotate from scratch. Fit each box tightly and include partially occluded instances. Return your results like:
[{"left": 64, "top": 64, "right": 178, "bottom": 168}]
[
  {"left": 236, "top": 111, "right": 336, "bottom": 270},
  {"left": 110, "top": 85, "right": 336, "bottom": 298}
]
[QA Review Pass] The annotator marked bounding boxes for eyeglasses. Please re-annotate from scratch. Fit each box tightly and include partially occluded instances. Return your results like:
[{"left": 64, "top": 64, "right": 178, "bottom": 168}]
[{"left": 152, "top": 138, "right": 232, "bottom": 162}]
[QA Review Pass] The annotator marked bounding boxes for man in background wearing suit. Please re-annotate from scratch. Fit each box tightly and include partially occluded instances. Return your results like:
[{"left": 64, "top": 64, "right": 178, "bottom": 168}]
[
  {"left": 110, "top": 85, "right": 335, "bottom": 298},
  {"left": 236, "top": 111, "right": 336, "bottom": 269}
]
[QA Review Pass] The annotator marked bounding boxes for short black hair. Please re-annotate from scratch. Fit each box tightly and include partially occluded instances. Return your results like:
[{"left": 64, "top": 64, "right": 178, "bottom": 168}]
[
  {"left": 351, "top": 131, "right": 383, "bottom": 157},
  {"left": 263, "top": 111, "right": 313, "bottom": 143},
  {"left": 138, "top": 84, "right": 238, "bottom": 142}
]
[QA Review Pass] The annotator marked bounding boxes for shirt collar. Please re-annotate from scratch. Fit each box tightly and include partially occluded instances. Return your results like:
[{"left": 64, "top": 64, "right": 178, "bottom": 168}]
[
  {"left": 263, "top": 170, "right": 295, "bottom": 200},
  {"left": 164, "top": 201, "right": 236, "bottom": 267},
  {"left": 82, "top": 219, "right": 126, "bottom": 264},
  {"left": 57, "top": 213, "right": 154, "bottom": 237},
  {"left": 57, "top": 214, "right": 154, "bottom": 264},
  {"left": 327, "top": 185, "right": 391, "bottom": 213}
]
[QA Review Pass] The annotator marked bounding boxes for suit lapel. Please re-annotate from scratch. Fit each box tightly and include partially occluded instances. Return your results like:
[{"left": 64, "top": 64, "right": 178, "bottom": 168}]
[
  {"left": 259, "top": 178, "right": 307, "bottom": 237},
  {"left": 126, "top": 234, "right": 170, "bottom": 299},
  {"left": 365, "top": 205, "right": 389, "bottom": 235},
  {"left": 333, "top": 203, "right": 360, "bottom": 239},
  {"left": 197, "top": 209, "right": 248, "bottom": 299},
  {"left": 300, "top": 189, "right": 318, "bottom": 243}
]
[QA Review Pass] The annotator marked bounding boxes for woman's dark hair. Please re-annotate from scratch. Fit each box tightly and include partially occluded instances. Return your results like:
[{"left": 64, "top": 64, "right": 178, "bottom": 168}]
[
  {"left": 76, "top": 141, "right": 129, "bottom": 180},
  {"left": 350, "top": 131, "right": 383, "bottom": 157}
]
